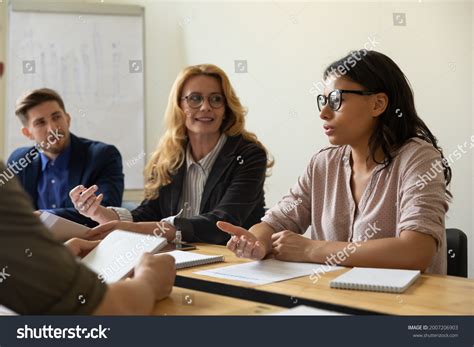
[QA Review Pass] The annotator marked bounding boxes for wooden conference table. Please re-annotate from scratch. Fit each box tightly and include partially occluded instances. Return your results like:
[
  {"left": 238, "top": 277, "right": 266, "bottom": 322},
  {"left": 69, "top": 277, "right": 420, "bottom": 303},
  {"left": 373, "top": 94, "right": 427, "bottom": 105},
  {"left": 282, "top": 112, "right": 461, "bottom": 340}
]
[{"left": 156, "top": 244, "right": 474, "bottom": 316}]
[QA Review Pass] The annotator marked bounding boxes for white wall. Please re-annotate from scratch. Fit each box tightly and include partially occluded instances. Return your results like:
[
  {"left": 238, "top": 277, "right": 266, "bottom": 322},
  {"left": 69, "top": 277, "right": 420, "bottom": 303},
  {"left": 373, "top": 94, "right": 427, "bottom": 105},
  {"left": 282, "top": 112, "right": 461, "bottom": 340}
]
[{"left": 1, "top": 0, "right": 472, "bottom": 277}]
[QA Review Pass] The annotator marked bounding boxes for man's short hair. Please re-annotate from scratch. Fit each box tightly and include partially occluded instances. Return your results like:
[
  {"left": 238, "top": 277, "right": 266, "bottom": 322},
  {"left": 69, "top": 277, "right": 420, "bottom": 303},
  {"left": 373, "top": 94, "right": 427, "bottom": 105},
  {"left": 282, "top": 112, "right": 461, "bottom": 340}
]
[{"left": 15, "top": 88, "right": 66, "bottom": 125}]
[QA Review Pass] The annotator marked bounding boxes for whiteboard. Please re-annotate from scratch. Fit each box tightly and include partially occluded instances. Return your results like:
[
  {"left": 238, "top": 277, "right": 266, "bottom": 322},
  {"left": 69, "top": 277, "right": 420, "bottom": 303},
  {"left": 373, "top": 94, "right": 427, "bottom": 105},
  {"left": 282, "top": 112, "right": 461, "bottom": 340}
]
[{"left": 6, "top": 2, "right": 145, "bottom": 189}]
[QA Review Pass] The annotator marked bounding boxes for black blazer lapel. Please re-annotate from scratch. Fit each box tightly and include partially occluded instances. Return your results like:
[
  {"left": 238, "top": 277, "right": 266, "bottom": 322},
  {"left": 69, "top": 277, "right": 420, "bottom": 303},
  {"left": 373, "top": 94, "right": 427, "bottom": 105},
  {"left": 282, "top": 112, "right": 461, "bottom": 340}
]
[
  {"left": 200, "top": 136, "right": 242, "bottom": 212},
  {"left": 161, "top": 163, "right": 186, "bottom": 215}
]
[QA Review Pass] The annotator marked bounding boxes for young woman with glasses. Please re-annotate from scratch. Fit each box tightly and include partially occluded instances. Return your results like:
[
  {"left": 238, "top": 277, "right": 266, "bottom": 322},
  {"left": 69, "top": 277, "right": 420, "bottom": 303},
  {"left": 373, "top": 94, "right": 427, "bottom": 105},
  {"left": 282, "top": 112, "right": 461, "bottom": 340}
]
[
  {"left": 218, "top": 50, "right": 452, "bottom": 274},
  {"left": 70, "top": 64, "right": 273, "bottom": 245}
]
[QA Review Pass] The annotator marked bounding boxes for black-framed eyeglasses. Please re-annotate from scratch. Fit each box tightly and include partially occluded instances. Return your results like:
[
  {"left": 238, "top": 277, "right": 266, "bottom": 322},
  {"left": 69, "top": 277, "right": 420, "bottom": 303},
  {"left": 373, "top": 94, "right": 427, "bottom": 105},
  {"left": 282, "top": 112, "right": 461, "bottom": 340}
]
[
  {"left": 317, "top": 89, "right": 377, "bottom": 112},
  {"left": 181, "top": 92, "right": 225, "bottom": 109}
]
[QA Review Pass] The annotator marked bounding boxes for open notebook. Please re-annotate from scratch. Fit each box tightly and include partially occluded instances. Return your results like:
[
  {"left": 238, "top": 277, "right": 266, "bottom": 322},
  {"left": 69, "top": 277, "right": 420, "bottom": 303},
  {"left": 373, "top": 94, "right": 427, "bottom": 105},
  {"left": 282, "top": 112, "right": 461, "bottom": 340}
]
[
  {"left": 82, "top": 230, "right": 167, "bottom": 283},
  {"left": 330, "top": 267, "right": 421, "bottom": 293},
  {"left": 40, "top": 211, "right": 90, "bottom": 241},
  {"left": 166, "top": 250, "right": 224, "bottom": 269}
]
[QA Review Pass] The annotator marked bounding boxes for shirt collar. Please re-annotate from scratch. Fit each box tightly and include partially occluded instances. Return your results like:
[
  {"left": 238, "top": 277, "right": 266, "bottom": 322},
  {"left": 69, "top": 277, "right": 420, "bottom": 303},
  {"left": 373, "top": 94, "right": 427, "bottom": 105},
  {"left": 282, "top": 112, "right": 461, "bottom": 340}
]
[
  {"left": 39, "top": 142, "right": 72, "bottom": 171},
  {"left": 185, "top": 134, "right": 227, "bottom": 172}
]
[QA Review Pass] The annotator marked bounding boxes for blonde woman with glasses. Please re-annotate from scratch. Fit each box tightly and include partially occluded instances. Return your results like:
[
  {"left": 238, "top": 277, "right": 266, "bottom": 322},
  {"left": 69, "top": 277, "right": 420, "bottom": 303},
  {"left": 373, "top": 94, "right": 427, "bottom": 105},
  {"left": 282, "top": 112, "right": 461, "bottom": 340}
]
[{"left": 70, "top": 64, "right": 272, "bottom": 245}]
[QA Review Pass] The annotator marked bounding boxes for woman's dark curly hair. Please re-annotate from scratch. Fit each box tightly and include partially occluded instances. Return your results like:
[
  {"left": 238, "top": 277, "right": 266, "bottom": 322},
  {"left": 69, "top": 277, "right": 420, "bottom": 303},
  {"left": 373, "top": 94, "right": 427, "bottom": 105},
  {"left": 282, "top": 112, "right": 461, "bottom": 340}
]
[{"left": 324, "top": 50, "right": 452, "bottom": 198}]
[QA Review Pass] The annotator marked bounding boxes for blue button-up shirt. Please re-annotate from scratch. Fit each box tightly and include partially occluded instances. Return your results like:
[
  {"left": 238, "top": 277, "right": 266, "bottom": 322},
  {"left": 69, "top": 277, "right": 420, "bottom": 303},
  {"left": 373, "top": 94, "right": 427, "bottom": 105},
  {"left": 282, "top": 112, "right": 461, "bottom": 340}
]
[{"left": 37, "top": 144, "right": 72, "bottom": 210}]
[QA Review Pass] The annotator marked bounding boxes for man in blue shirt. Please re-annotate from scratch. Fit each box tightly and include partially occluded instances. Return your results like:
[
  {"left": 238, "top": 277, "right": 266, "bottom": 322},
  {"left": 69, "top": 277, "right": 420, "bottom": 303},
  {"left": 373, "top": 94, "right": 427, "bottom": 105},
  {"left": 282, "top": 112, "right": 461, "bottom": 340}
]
[
  {"left": 36, "top": 141, "right": 72, "bottom": 211},
  {"left": 7, "top": 88, "right": 124, "bottom": 227}
]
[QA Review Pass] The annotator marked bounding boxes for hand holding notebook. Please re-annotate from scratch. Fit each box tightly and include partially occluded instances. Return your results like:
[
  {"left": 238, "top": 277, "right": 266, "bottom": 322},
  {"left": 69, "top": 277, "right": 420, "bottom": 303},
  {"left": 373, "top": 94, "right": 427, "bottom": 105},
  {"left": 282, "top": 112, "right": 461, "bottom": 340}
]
[{"left": 81, "top": 230, "right": 168, "bottom": 283}]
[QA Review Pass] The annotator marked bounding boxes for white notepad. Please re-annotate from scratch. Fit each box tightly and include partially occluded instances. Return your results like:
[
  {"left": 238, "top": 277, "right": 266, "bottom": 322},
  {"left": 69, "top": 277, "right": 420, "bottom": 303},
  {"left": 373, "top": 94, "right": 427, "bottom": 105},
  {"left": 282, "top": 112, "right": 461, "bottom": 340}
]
[
  {"left": 166, "top": 250, "right": 224, "bottom": 269},
  {"left": 82, "top": 230, "right": 167, "bottom": 283},
  {"left": 195, "top": 259, "right": 342, "bottom": 285},
  {"left": 330, "top": 267, "right": 421, "bottom": 293}
]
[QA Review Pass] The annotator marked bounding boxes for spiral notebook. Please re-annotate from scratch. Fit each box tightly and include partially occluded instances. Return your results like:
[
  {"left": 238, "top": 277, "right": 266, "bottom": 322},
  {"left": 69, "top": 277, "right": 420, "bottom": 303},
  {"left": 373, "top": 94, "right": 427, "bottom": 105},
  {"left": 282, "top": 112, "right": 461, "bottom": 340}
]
[
  {"left": 330, "top": 267, "right": 420, "bottom": 293},
  {"left": 166, "top": 250, "right": 224, "bottom": 269}
]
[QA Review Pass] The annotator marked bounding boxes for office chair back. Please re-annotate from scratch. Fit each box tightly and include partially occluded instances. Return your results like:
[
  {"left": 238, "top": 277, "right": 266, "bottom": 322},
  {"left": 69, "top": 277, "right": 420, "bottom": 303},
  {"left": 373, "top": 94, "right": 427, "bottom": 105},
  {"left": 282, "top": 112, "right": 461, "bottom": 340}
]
[{"left": 446, "top": 228, "right": 468, "bottom": 277}]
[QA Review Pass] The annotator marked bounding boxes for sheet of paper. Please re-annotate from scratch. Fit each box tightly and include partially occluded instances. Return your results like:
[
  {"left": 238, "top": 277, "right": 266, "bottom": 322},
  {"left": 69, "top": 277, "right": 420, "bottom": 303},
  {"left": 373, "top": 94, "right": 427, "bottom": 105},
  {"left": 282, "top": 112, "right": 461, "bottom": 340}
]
[
  {"left": 194, "top": 259, "right": 343, "bottom": 285},
  {"left": 270, "top": 305, "right": 346, "bottom": 316},
  {"left": 0, "top": 305, "right": 17, "bottom": 315},
  {"left": 40, "top": 211, "right": 90, "bottom": 241}
]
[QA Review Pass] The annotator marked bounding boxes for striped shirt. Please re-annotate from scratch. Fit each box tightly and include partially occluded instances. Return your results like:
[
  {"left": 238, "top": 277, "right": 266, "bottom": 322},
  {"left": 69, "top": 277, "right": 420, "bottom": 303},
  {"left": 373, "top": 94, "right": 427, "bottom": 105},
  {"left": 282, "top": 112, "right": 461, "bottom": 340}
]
[
  {"left": 111, "top": 134, "right": 227, "bottom": 223},
  {"left": 179, "top": 134, "right": 227, "bottom": 218}
]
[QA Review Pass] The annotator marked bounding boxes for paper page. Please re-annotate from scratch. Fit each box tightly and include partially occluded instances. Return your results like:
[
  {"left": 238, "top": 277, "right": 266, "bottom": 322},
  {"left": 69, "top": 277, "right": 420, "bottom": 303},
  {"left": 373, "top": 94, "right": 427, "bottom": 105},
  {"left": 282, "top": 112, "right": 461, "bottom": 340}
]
[
  {"left": 195, "top": 259, "right": 342, "bottom": 285},
  {"left": 40, "top": 211, "right": 90, "bottom": 241},
  {"left": 270, "top": 305, "right": 346, "bottom": 316},
  {"left": 0, "top": 305, "right": 17, "bottom": 316},
  {"left": 82, "top": 230, "right": 167, "bottom": 283}
]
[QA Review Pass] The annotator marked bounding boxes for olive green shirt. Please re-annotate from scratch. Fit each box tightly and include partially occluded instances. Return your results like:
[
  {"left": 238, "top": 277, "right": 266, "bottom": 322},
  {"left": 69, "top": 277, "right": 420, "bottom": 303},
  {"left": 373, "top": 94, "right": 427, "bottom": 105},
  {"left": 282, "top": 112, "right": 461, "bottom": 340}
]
[{"left": 0, "top": 161, "right": 107, "bottom": 314}]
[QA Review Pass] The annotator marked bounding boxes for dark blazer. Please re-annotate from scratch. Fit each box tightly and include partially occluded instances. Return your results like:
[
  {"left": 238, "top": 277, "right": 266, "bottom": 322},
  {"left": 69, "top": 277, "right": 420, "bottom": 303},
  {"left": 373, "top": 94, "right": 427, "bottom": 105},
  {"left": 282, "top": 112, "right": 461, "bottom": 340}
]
[
  {"left": 7, "top": 133, "right": 124, "bottom": 227},
  {"left": 131, "top": 135, "right": 267, "bottom": 245}
]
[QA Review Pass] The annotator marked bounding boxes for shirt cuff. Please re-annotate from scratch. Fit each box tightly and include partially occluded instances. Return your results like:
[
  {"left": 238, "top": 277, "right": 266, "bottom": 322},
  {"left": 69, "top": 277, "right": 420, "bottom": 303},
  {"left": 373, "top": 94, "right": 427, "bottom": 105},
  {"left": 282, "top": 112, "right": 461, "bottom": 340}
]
[
  {"left": 161, "top": 208, "right": 185, "bottom": 227},
  {"left": 160, "top": 215, "right": 176, "bottom": 226},
  {"left": 107, "top": 207, "right": 133, "bottom": 222}
]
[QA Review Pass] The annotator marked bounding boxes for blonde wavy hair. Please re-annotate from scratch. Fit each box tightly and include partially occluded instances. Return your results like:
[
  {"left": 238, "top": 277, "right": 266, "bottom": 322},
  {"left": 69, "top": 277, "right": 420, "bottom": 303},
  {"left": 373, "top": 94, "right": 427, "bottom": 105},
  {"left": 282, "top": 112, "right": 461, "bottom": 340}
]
[{"left": 144, "top": 64, "right": 273, "bottom": 200}]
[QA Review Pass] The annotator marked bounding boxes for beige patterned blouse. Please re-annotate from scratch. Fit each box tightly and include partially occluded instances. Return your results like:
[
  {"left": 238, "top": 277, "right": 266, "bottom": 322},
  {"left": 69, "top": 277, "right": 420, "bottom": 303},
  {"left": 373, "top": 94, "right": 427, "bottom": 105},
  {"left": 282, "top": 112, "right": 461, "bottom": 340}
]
[{"left": 262, "top": 138, "right": 448, "bottom": 274}]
